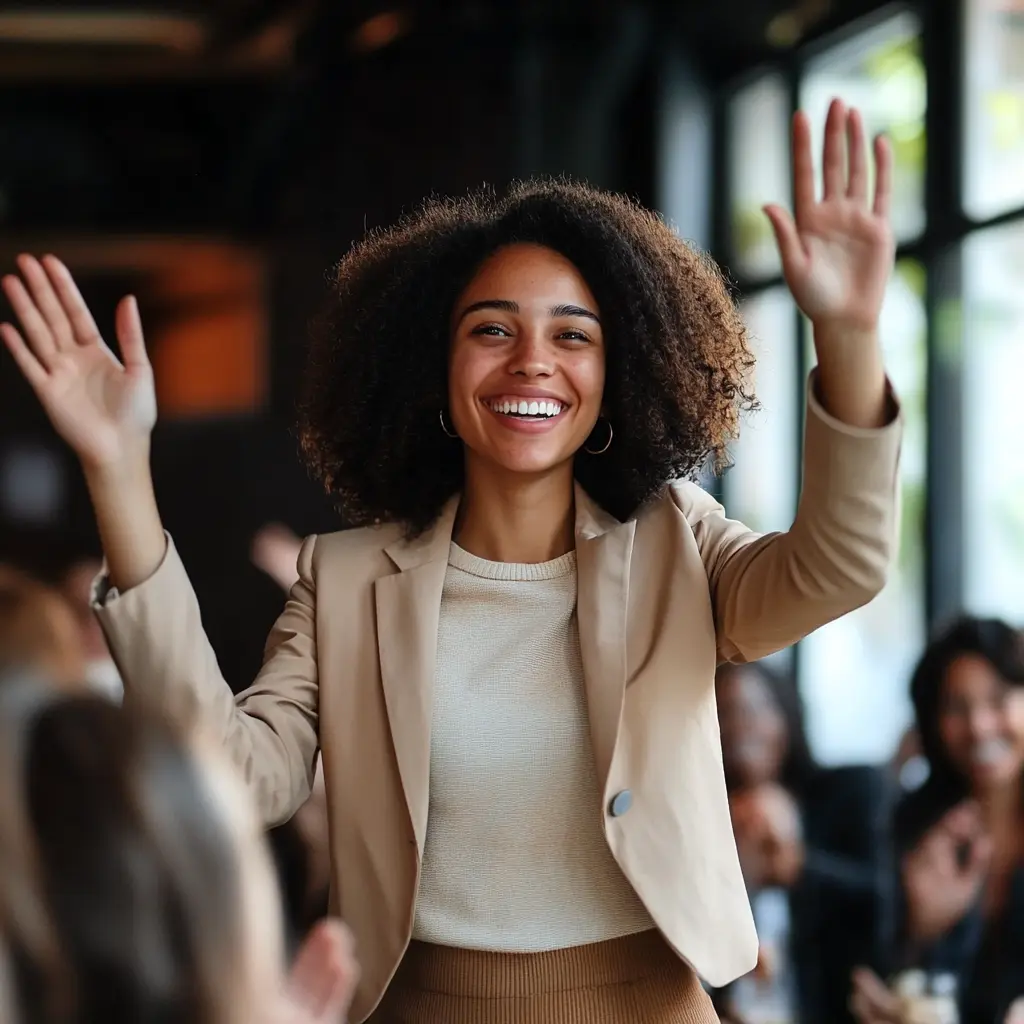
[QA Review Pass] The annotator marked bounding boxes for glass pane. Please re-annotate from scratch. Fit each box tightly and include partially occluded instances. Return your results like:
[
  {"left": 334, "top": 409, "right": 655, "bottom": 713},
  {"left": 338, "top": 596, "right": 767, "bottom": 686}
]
[
  {"left": 723, "top": 287, "right": 800, "bottom": 534},
  {"left": 801, "top": 11, "right": 926, "bottom": 244},
  {"left": 963, "top": 220, "right": 1024, "bottom": 616},
  {"left": 963, "top": 0, "right": 1024, "bottom": 220},
  {"left": 728, "top": 74, "right": 790, "bottom": 280},
  {"left": 800, "top": 260, "right": 928, "bottom": 764}
]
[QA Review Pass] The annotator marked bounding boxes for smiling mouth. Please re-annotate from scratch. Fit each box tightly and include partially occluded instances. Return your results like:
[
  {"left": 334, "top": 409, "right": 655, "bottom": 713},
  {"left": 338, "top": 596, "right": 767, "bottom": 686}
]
[{"left": 483, "top": 397, "right": 565, "bottom": 421}]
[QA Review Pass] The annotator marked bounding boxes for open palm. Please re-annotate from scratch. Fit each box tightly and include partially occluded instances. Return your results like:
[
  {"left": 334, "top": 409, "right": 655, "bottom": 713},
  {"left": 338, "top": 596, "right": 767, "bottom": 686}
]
[
  {"left": 765, "top": 98, "right": 895, "bottom": 332},
  {"left": 1, "top": 255, "right": 156, "bottom": 470}
]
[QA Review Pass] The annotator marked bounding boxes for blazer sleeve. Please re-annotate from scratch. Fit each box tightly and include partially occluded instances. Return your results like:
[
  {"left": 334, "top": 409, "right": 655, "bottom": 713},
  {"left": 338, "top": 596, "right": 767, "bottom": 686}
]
[
  {"left": 92, "top": 534, "right": 319, "bottom": 828},
  {"left": 673, "top": 373, "right": 902, "bottom": 664}
]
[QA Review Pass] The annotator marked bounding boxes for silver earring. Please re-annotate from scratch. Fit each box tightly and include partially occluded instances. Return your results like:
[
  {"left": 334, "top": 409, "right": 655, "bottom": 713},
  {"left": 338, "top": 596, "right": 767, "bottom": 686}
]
[
  {"left": 583, "top": 418, "right": 613, "bottom": 455},
  {"left": 439, "top": 409, "right": 458, "bottom": 438}
]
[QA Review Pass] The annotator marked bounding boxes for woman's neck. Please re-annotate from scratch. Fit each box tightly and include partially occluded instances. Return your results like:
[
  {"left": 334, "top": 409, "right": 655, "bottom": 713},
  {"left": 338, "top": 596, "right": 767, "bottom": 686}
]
[{"left": 454, "top": 461, "right": 575, "bottom": 563}]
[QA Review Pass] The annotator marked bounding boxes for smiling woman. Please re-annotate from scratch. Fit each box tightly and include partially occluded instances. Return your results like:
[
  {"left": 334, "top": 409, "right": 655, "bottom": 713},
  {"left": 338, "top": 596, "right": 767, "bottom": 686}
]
[
  {"left": 1, "top": 98, "right": 904, "bottom": 1024},
  {"left": 299, "top": 179, "right": 756, "bottom": 537}
]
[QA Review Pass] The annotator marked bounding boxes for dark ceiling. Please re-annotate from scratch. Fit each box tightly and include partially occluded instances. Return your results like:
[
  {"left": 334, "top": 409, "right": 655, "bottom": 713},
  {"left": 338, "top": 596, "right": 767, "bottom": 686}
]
[
  {"left": 0, "top": 0, "right": 898, "bottom": 80},
  {"left": 0, "top": 0, "right": 899, "bottom": 239}
]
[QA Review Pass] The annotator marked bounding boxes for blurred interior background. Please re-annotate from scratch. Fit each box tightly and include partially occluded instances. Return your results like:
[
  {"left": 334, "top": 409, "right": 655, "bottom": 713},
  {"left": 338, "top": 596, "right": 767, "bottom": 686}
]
[{"left": 0, "top": 0, "right": 1021, "bottom": 764}]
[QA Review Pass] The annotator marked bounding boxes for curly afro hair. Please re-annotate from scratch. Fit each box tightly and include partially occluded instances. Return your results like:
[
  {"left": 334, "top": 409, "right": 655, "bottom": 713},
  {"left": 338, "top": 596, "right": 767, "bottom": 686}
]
[{"left": 299, "top": 178, "right": 756, "bottom": 534}]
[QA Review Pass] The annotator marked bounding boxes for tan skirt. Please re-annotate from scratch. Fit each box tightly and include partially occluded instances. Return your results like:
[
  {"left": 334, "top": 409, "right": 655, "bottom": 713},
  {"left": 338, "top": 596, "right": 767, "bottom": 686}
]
[{"left": 366, "top": 929, "right": 720, "bottom": 1024}]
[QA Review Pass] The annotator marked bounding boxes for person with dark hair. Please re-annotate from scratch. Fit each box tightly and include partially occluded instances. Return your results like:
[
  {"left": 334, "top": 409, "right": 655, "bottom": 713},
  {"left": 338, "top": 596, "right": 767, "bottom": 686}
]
[
  {"left": 714, "top": 662, "right": 894, "bottom": 1024},
  {"left": 851, "top": 616, "right": 1024, "bottom": 1024},
  {"left": 0, "top": 673, "right": 358, "bottom": 1024},
  {"left": 1, "top": 98, "right": 902, "bottom": 1023}
]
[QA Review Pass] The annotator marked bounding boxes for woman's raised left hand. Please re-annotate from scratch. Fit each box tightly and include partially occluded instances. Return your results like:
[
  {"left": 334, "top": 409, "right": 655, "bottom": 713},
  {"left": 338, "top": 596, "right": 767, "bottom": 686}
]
[{"left": 765, "top": 97, "right": 895, "bottom": 335}]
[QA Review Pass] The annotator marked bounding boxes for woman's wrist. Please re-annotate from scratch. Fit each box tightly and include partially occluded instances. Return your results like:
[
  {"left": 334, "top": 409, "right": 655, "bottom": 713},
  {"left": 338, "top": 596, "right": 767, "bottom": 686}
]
[
  {"left": 811, "top": 321, "right": 888, "bottom": 429},
  {"left": 81, "top": 444, "right": 152, "bottom": 493}
]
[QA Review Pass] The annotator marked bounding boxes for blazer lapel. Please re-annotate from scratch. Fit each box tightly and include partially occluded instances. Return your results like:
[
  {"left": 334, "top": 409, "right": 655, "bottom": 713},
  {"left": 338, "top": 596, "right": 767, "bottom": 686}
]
[
  {"left": 574, "top": 483, "right": 636, "bottom": 795},
  {"left": 375, "top": 498, "right": 458, "bottom": 854}
]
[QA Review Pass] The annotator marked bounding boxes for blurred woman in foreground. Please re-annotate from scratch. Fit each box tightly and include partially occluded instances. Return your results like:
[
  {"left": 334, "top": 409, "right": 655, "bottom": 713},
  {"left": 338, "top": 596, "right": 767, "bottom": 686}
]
[
  {"left": 851, "top": 617, "right": 1024, "bottom": 1024},
  {"left": 0, "top": 673, "right": 357, "bottom": 1024}
]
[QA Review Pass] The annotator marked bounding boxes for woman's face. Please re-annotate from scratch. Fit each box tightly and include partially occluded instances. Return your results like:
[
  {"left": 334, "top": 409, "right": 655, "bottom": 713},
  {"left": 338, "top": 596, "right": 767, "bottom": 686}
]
[
  {"left": 936, "top": 654, "right": 1024, "bottom": 791},
  {"left": 716, "top": 667, "right": 789, "bottom": 790},
  {"left": 448, "top": 243, "right": 606, "bottom": 480}
]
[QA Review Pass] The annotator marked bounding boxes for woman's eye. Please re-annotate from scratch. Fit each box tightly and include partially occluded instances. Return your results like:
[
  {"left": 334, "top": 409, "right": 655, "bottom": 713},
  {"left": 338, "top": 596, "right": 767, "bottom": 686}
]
[
  {"left": 471, "top": 323, "right": 510, "bottom": 337},
  {"left": 558, "top": 330, "right": 590, "bottom": 343}
]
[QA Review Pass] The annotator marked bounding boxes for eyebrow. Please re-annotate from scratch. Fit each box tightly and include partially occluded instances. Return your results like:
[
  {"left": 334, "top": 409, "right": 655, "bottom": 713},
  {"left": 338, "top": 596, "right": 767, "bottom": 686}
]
[{"left": 456, "top": 299, "right": 601, "bottom": 324}]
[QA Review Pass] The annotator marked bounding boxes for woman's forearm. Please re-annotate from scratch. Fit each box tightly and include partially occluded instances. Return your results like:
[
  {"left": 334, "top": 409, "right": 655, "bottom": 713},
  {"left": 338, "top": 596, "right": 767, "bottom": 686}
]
[{"left": 84, "top": 452, "right": 167, "bottom": 592}]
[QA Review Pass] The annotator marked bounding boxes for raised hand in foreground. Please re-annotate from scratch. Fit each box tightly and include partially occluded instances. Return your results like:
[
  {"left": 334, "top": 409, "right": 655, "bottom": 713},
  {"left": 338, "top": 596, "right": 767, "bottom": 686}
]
[{"left": 767, "top": 97, "right": 895, "bottom": 430}]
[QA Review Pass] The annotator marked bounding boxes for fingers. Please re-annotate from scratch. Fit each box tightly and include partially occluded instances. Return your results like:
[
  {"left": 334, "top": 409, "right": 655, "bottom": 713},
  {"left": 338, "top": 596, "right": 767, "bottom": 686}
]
[
  {"left": 763, "top": 204, "right": 808, "bottom": 279},
  {"left": 850, "top": 968, "right": 901, "bottom": 1024},
  {"left": 796, "top": 99, "right": 889, "bottom": 219},
  {"left": 17, "top": 255, "right": 76, "bottom": 351},
  {"left": 0, "top": 322, "right": 49, "bottom": 390},
  {"left": 286, "top": 919, "right": 359, "bottom": 1021},
  {"left": 2, "top": 272, "right": 59, "bottom": 368},
  {"left": 942, "top": 799, "right": 985, "bottom": 840},
  {"left": 114, "top": 295, "right": 149, "bottom": 370},
  {"left": 872, "top": 133, "right": 892, "bottom": 219},
  {"left": 822, "top": 97, "right": 847, "bottom": 201},
  {"left": 846, "top": 107, "right": 868, "bottom": 202},
  {"left": 967, "top": 830, "right": 994, "bottom": 876},
  {"left": 39, "top": 255, "right": 103, "bottom": 347},
  {"left": 791, "top": 109, "right": 816, "bottom": 224}
]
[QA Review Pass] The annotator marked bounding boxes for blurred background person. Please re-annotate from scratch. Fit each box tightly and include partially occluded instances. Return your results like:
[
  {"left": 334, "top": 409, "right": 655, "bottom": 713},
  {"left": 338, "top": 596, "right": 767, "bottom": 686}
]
[
  {"left": 0, "top": 566, "right": 85, "bottom": 687},
  {"left": 715, "top": 661, "right": 894, "bottom": 1024},
  {"left": 0, "top": 671, "right": 358, "bottom": 1024},
  {"left": 251, "top": 523, "right": 303, "bottom": 593},
  {"left": 851, "top": 617, "right": 1024, "bottom": 1024}
]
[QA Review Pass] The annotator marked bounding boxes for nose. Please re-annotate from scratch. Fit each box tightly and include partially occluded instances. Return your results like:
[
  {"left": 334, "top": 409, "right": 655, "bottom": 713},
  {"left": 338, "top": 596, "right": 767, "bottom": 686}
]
[{"left": 507, "top": 329, "right": 554, "bottom": 378}]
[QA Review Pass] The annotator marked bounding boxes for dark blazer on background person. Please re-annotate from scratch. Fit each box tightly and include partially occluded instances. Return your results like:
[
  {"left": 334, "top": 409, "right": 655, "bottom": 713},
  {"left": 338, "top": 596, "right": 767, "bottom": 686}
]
[{"left": 790, "top": 764, "right": 897, "bottom": 1024}]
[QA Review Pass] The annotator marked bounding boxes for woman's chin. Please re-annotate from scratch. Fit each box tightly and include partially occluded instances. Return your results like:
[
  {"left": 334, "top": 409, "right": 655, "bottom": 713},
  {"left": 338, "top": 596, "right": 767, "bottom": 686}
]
[
  {"left": 474, "top": 445, "right": 577, "bottom": 479},
  {"left": 967, "top": 757, "right": 1022, "bottom": 791}
]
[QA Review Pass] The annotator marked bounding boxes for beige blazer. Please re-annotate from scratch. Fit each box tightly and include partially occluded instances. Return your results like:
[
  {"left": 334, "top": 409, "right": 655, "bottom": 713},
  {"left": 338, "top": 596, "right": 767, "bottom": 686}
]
[{"left": 95, "top": 382, "right": 901, "bottom": 1023}]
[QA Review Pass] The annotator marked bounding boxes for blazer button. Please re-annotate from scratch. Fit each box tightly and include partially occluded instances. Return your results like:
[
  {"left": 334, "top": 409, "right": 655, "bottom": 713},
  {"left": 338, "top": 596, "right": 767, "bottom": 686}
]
[{"left": 608, "top": 790, "right": 633, "bottom": 817}]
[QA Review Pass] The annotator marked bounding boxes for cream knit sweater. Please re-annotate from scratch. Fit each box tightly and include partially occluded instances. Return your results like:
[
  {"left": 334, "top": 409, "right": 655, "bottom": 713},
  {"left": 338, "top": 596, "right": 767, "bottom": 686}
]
[{"left": 411, "top": 542, "right": 654, "bottom": 951}]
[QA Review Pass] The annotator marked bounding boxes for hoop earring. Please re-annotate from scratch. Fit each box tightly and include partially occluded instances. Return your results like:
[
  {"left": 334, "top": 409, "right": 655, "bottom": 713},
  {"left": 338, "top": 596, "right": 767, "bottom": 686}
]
[
  {"left": 583, "top": 418, "right": 613, "bottom": 455},
  {"left": 439, "top": 409, "right": 458, "bottom": 438}
]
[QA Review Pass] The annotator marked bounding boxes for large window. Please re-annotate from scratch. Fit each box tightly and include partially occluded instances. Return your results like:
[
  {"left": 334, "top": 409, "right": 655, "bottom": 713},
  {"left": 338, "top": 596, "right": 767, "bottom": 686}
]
[
  {"left": 963, "top": 0, "right": 1024, "bottom": 219},
  {"left": 801, "top": 10, "right": 926, "bottom": 244},
  {"left": 800, "top": 261, "right": 928, "bottom": 763},
  {"left": 727, "top": 74, "right": 790, "bottom": 281},
  {"left": 701, "top": 0, "right": 1024, "bottom": 767},
  {"left": 962, "top": 222, "right": 1024, "bottom": 618},
  {"left": 724, "top": 288, "right": 799, "bottom": 534}
]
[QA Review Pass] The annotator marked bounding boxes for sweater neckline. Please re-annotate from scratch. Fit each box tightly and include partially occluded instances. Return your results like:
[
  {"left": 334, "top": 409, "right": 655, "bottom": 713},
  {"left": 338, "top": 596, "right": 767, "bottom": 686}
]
[{"left": 447, "top": 542, "right": 577, "bottom": 582}]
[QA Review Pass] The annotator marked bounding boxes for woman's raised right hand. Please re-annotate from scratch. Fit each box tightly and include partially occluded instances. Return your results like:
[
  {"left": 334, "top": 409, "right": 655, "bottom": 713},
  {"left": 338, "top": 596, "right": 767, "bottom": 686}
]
[{"left": 1, "top": 254, "right": 156, "bottom": 473}]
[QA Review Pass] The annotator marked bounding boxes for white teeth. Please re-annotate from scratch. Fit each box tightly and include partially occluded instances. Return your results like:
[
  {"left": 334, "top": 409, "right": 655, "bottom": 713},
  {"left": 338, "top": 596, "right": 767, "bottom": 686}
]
[
  {"left": 971, "top": 739, "right": 1011, "bottom": 766},
  {"left": 486, "top": 399, "right": 564, "bottom": 417}
]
